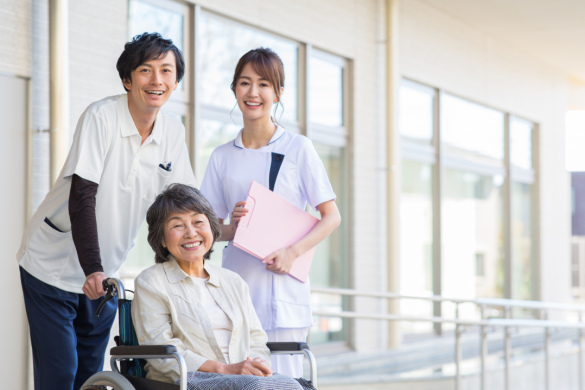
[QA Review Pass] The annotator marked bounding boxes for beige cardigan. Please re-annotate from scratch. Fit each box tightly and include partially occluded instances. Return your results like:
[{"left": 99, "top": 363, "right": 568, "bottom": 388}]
[{"left": 131, "top": 257, "right": 270, "bottom": 384}]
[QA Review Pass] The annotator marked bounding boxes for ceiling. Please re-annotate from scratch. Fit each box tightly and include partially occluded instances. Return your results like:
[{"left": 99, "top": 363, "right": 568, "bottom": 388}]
[{"left": 418, "top": 0, "right": 585, "bottom": 83}]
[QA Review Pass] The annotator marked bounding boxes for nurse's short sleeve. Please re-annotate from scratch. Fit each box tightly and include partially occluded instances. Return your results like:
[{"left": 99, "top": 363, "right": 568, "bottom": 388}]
[
  {"left": 200, "top": 150, "right": 229, "bottom": 220},
  {"left": 297, "top": 137, "right": 337, "bottom": 211},
  {"left": 62, "top": 106, "right": 111, "bottom": 184}
]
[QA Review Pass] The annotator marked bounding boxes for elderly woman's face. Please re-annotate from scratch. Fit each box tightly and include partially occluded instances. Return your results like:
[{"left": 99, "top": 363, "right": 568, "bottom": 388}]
[{"left": 162, "top": 211, "right": 213, "bottom": 264}]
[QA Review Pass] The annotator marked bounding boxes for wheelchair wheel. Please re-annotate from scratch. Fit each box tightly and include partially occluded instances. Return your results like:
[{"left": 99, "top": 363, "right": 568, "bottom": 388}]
[{"left": 81, "top": 370, "right": 135, "bottom": 390}]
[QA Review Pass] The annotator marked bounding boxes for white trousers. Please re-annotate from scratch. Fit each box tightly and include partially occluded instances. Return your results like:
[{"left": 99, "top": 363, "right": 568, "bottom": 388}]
[{"left": 265, "top": 327, "right": 309, "bottom": 378}]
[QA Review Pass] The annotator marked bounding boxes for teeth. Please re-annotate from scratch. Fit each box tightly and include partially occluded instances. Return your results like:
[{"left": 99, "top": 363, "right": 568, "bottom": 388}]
[
  {"left": 246, "top": 102, "right": 261, "bottom": 106},
  {"left": 147, "top": 91, "right": 164, "bottom": 95},
  {"left": 183, "top": 242, "right": 201, "bottom": 248}
]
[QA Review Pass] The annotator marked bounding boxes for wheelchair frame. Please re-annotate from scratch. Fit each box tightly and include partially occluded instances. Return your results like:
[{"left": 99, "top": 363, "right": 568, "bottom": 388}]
[{"left": 82, "top": 278, "right": 317, "bottom": 390}]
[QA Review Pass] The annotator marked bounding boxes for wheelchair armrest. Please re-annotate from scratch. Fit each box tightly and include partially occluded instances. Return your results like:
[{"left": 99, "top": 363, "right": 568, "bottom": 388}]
[
  {"left": 267, "top": 342, "right": 310, "bottom": 352},
  {"left": 110, "top": 345, "right": 178, "bottom": 356}
]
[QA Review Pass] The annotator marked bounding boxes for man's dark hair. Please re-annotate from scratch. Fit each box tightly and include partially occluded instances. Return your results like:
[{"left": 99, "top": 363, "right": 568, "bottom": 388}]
[
  {"left": 146, "top": 184, "right": 221, "bottom": 264},
  {"left": 116, "top": 32, "right": 185, "bottom": 92}
]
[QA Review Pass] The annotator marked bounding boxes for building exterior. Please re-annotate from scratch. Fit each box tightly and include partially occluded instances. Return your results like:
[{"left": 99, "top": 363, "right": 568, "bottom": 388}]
[{"left": 2, "top": 0, "right": 583, "bottom": 388}]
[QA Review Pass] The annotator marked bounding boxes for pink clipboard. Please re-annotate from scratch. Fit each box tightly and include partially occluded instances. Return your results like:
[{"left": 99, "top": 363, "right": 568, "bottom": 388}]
[{"left": 233, "top": 180, "right": 319, "bottom": 283}]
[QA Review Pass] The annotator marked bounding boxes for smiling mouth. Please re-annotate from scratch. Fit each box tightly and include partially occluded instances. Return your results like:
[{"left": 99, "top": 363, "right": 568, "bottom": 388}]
[
  {"left": 245, "top": 101, "right": 261, "bottom": 107},
  {"left": 182, "top": 241, "right": 202, "bottom": 249},
  {"left": 146, "top": 90, "right": 164, "bottom": 96}
]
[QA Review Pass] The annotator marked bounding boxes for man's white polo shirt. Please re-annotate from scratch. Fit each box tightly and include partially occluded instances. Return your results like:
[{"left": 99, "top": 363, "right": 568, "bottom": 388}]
[{"left": 17, "top": 94, "right": 196, "bottom": 294}]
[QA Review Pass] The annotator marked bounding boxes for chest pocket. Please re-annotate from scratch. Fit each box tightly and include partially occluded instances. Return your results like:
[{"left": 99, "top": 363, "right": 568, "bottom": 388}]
[{"left": 142, "top": 167, "right": 172, "bottom": 203}]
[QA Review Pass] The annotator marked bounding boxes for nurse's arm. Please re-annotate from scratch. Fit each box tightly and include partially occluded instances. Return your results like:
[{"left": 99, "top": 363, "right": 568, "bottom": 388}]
[{"left": 265, "top": 199, "right": 341, "bottom": 273}]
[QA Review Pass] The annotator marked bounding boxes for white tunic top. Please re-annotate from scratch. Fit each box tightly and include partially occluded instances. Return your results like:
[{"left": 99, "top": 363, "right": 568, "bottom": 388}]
[
  {"left": 17, "top": 94, "right": 197, "bottom": 293},
  {"left": 200, "top": 126, "right": 336, "bottom": 330}
]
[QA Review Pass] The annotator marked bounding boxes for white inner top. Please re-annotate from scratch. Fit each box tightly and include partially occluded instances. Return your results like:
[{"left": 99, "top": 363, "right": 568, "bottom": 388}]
[{"left": 190, "top": 276, "right": 233, "bottom": 363}]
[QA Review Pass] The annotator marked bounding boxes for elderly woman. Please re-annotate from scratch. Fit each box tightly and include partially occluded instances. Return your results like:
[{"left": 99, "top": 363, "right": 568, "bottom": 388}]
[{"left": 131, "top": 184, "right": 315, "bottom": 390}]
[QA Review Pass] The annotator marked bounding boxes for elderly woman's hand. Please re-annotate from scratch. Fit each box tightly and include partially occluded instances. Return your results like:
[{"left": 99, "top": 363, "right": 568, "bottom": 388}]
[
  {"left": 223, "top": 357, "right": 273, "bottom": 377},
  {"left": 200, "top": 357, "right": 272, "bottom": 377}
]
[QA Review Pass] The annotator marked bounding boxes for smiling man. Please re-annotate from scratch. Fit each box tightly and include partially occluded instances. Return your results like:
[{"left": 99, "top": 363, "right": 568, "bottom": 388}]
[{"left": 16, "top": 33, "right": 196, "bottom": 390}]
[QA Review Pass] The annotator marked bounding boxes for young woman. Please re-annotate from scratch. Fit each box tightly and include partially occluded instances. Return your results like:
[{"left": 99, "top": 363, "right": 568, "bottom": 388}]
[{"left": 200, "top": 47, "right": 341, "bottom": 378}]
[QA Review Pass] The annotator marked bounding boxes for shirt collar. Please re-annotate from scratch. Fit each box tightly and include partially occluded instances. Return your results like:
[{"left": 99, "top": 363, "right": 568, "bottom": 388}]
[
  {"left": 163, "top": 256, "right": 220, "bottom": 287},
  {"left": 233, "top": 125, "right": 285, "bottom": 149},
  {"left": 119, "top": 93, "right": 162, "bottom": 144}
]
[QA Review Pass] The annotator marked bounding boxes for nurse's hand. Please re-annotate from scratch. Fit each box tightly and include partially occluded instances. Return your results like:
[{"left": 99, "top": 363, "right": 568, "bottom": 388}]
[
  {"left": 263, "top": 247, "right": 299, "bottom": 274},
  {"left": 230, "top": 201, "right": 248, "bottom": 227},
  {"left": 83, "top": 271, "right": 108, "bottom": 300}
]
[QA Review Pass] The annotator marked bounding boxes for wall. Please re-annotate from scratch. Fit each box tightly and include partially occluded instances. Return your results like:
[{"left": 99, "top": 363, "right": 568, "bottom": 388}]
[
  {"left": 0, "top": 1, "right": 32, "bottom": 388},
  {"left": 0, "top": 73, "right": 29, "bottom": 390},
  {"left": 399, "top": 0, "right": 572, "bottom": 307}
]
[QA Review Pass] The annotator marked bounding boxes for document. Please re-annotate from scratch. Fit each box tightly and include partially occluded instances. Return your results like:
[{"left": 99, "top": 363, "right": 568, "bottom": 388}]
[{"left": 233, "top": 180, "right": 319, "bottom": 282}]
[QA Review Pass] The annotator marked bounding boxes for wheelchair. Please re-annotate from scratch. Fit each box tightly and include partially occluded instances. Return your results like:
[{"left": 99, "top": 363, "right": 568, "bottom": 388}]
[{"left": 81, "top": 278, "right": 317, "bottom": 390}]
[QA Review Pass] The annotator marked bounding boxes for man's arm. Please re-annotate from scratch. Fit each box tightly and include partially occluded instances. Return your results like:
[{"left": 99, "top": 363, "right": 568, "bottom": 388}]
[{"left": 69, "top": 174, "right": 107, "bottom": 299}]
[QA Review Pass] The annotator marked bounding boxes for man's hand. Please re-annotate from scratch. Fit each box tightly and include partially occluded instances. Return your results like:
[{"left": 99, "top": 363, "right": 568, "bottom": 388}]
[{"left": 83, "top": 271, "right": 108, "bottom": 300}]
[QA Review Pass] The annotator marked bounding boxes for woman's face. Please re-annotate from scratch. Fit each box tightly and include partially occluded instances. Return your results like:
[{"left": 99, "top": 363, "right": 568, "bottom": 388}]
[
  {"left": 235, "top": 63, "right": 280, "bottom": 123},
  {"left": 162, "top": 211, "right": 213, "bottom": 265}
]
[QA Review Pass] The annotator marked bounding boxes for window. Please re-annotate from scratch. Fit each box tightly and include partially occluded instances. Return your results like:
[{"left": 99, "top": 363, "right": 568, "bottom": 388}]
[
  {"left": 509, "top": 117, "right": 536, "bottom": 301},
  {"left": 307, "top": 49, "right": 349, "bottom": 344},
  {"left": 399, "top": 159, "right": 434, "bottom": 334},
  {"left": 399, "top": 80, "right": 539, "bottom": 334},
  {"left": 198, "top": 12, "right": 298, "bottom": 125}
]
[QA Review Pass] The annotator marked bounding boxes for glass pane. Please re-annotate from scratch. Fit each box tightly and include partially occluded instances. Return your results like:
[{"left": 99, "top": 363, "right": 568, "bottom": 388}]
[
  {"left": 309, "top": 57, "right": 343, "bottom": 127},
  {"left": 121, "top": 222, "right": 156, "bottom": 277},
  {"left": 512, "top": 182, "right": 534, "bottom": 300},
  {"left": 441, "top": 94, "right": 504, "bottom": 162},
  {"left": 128, "top": 0, "right": 184, "bottom": 92},
  {"left": 129, "top": 1, "right": 183, "bottom": 49},
  {"left": 199, "top": 12, "right": 298, "bottom": 123},
  {"left": 400, "top": 160, "right": 434, "bottom": 335},
  {"left": 442, "top": 168, "right": 504, "bottom": 301},
  {"left": 510, "top": 117, "right": 533, "bottom": 170},
  {"left": 309, "top": 143, "right": 347, "bottom": 344},
  {"left": 399, "top": 84, "right": 433, "bottom": 143},
  {"left": 196, "top": 119, "right": 240, "bottom": 181}
]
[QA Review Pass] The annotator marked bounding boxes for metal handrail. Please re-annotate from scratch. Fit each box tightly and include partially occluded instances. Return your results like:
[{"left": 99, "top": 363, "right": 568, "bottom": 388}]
[
  {"left": 311, "top": 287, "right": 585, "bottom": 390},
  {"left": 311, "top": 286, "right": 585, "bottom": 312}
]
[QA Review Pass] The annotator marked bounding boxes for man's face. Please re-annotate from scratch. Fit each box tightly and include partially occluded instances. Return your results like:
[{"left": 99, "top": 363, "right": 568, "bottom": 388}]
[{"left": 123, "top": 51, "right": 179, "bottom": 113}]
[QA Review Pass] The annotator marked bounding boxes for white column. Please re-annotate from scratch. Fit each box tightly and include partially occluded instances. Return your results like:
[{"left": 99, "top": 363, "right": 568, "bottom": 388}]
[
  {"left": 386, "top": 0, "right": 401, "bottom": 349},
  {"left": 49, "top": 0, "right": 69, "bottom": 185}
]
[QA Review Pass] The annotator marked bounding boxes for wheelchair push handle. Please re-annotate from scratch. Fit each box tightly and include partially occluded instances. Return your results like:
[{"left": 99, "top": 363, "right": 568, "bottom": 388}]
[{"left": 94, "top": 278, "right": 125, "bottom": 318}]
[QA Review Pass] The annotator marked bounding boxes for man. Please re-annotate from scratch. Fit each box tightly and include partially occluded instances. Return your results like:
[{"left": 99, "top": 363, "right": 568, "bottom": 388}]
[{"left": 17, "top": 33, "right": 196, "bottom": 390}]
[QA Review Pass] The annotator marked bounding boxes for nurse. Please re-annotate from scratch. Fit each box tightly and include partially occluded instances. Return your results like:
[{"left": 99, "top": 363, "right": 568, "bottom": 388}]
[{"left": 200, "top": 47, "right": 341, "bottom": 378}]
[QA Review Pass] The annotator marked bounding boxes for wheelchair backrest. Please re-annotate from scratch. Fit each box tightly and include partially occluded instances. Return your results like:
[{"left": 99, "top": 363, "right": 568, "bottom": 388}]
[{"left": 118, "top": 298, "right": 147, "bottom": 378}]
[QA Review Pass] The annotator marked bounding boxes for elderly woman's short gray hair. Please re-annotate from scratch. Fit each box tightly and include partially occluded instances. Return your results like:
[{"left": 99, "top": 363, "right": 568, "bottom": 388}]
[{"left": 146, "top": 184, "right": 221, "bottom": 263}]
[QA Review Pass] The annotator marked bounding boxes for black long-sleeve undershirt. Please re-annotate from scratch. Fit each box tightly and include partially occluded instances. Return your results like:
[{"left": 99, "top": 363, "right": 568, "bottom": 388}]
[{"left": 69, "top": 174, "right": 103, "bottom": 276}]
